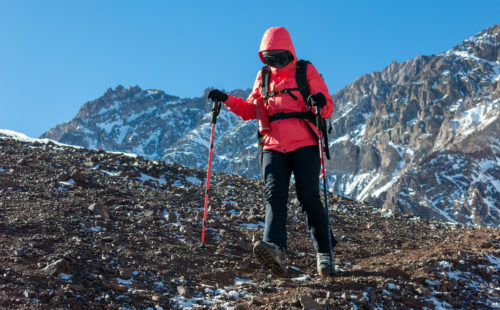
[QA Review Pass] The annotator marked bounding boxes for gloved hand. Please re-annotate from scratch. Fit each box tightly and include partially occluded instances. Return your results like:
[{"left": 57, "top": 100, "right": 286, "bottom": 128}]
[
  {"left": 307, "top": 92, "right": 327, "bottom": 109},
  {"left": 208, "top": 89, "right": 228, "bottom": 103}
]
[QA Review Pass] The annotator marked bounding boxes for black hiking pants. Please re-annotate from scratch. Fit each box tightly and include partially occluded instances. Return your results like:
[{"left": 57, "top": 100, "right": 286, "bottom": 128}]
[{"left": 262, "top": 145, "right": 334, "bottom": 253}]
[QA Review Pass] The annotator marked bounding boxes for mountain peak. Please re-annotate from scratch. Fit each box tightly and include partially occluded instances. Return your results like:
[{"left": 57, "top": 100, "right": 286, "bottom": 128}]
[{"left": 451, "top": 24, "right": 500, "bottom": 62}]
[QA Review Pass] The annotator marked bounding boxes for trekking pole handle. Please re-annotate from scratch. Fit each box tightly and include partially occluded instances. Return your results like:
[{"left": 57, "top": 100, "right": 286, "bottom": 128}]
[
  {"left": 312, "top": 102, "right": 323, "bottom": 131},
  {"left": 306, "top": 95, "right": 323, "bottom": 129},
  {"left": 211, "top": 100, "right": 222, "bottom": 124}
]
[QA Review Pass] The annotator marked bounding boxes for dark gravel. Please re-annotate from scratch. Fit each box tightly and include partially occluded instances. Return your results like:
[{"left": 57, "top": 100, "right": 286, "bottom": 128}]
[{"left": 0, "top": 133, "right": 499, "bottom": 309}]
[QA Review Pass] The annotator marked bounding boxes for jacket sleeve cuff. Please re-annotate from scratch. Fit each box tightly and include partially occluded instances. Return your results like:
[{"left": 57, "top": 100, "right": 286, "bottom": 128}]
[{"left": 224, "top": 94, "right": 237, "bottom": 108}]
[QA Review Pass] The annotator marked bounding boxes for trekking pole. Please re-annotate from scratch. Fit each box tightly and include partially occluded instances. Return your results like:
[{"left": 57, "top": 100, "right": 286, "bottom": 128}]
[
  {"left": 312, "top": 103, "right": 335, "bottom": 277},
  {"left": 200, "top": 99, "right": 222, "bottom": 247}
]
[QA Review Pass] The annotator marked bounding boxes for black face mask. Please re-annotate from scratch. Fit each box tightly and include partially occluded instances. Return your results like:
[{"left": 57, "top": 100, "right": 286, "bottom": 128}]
[{"left": 262, "top": 51, "right": 293, "bottom": 68}]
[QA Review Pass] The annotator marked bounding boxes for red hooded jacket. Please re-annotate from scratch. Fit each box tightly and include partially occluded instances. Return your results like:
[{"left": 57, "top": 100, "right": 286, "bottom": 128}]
[{"left": 224, "top": 27, "right": 334, "bottom": 153}]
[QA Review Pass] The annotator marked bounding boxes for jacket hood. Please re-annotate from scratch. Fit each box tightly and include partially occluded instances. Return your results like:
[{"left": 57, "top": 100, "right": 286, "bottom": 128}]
[{"left": 258, "top": 27, "right": 297, "bottom": 65}]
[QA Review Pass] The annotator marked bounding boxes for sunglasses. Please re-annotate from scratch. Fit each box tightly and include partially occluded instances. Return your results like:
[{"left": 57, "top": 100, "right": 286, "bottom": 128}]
[{"left": 262, "top": 51, "right": 293, "bottom": 68}]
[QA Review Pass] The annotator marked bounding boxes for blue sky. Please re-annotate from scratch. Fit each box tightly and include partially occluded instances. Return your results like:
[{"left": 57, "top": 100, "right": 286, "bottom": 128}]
[{"left": 1, "top": 1, "right": 498, "bottom": 137}]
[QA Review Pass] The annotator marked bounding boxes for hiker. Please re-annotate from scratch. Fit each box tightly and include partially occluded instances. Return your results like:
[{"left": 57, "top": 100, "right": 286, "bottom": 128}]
[{"left": 208, "top": 26, "right": 335, "bottom": 277}]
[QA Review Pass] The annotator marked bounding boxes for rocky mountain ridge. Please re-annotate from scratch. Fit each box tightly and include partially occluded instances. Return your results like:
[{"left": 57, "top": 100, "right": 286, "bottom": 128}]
[
  {"left": 328, "top": 24, "right": 500, "bottom": 226},
  {"left": 1, "top": 131, "right": 499, "bottom": 309},
  {"left": 41, "top": 25, "right": 500, "bottom": 226},
  {"left": 41, "top": 86, "right": 258, "bottom": 178}
]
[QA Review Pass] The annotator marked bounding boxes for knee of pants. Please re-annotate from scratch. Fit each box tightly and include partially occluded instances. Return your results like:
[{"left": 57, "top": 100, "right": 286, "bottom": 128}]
[
  {"left": 264, "top": 178, "right": 289, "bottom": 203},
  {"left": 297, "top": 192, "right": 322, "bottom": 209},
  {"left": 265, "top": 186, "right": 288, "bottom": 203}
]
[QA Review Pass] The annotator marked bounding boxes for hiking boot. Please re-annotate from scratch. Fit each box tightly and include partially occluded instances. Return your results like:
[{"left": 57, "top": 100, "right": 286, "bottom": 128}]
[
  {"left": 253, "top": 241, "right": 287, "bottom": 277},
  {"left": 317, "top": 252, "right": 334, "bottom": 277}
]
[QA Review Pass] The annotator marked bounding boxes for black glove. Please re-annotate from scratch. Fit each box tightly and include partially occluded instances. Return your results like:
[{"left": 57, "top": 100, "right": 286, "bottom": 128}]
[
  {"left": 307, "top": 92, "right": 327, "bottom": 109},
  {"left": 208, "top": 89, "right": 228, "bottom": 103}
]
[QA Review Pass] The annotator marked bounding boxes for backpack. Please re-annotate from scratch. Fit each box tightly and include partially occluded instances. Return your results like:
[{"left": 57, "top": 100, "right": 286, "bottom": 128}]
[{"left": 257, "top": 60, "right": 331, "bottom": 169}]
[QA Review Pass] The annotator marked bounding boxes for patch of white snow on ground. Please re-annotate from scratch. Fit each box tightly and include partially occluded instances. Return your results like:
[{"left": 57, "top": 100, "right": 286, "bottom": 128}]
[
  {"left": 439, "top": 260, "right": 452, "bottom": 270},
  {"left": 425, "top": 279, "right": 440, "bottom": 286},
  {"left": 106, "top": 150, "right": 138, "bottom": 158},
  {"left": 162, "top": 211, "right": 181, "bottom": 226},
  {"left": 116, "top": 278, "right": 132, "bottom": 285},
  {"left": 291, "top": 274, "right": 311, "bottom": 282},
  {"left": 486, "top": 254, "right": 500, "bottom": 268},
  {"left": 185, "top": 176, "right": 201, "bottom": 184},
  {"left": 171, "top": 279, "right": 256, "bottom": 310},
  {"left": 88, "top": 226, "right": 102, "bottom": 232},
  {"left": 59, "top": 179, "right": 75, "bottom": 185},
  {"left": 239, "top": 222, "right": 265, "bottom": 229},
  {"left": 172, "top": 179, "right": 183, "bottom": 187},
  {"left": 140, "top": 173, "right": 166, "bottom": 185},
  {"left": 425, "top": 297, "right": 454, "bottom": 309},
  {"left": 386, "top": 282, "right": 397, "bottom": 289},
  {"left": 58, "top": 273, "right": 73, "bottom": 282},
  {"left": 101, "top": 169, "right": 120, "bottom": 176},
  {"left": 234, "top": 278, "right": 252, "bottom": 285}
]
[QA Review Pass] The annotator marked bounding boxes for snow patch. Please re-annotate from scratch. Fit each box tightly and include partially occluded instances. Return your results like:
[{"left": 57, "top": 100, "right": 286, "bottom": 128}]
[
  {"left": 360, "top": 176, "right": 384, "bottom": 200},
  {"left": 88, "top": 226, "right": 102, "bottom": 232},
  {"left": 58, "top": 273, "right": 73, "bottom": 282},
  {"left": 234, "top": 278, "right": 252, "bottom": 285},
  {"left": 291, "top": 274, "right": 311, "bottom": 282},
  {"left": 101, "top": 169, "right": 119, "bottom": 177},
  {"left": 0, "top": 129, "right": 82, "bottom": 149},
  {"left": 331, "top": 135, "right": 349, "bottom": 145},
  {"left": 455, "top": 98, "right": 500, "bottom": 137},
  {"left": 96, "top": 119, "right": 123, "bottom": 135},
  {"left": 140, "top": 173, "right": 166, "bottom": 185},
  {"left": 106, "top": 151, "right": 138, "bottom": 158},
  {"left": 486, "top": 254, "right": 500, "bottom": 268},
  {"left": 185, "top": 176, "right": 201, "bottom": 184},
  {"left": 239, "top": 222, "right": 265, "bottom": 229},
  {"left": 171, "top": 281, "right": 254, "bottom": 310},
  {"left": 58, "top": 179, "right": 75, "bottom": 186},
  {"left": 117, "top": 278, "right": 132, "bottom": 285},
  {"left": 425, "top": 279, "right": 440, "bottom": 286}
]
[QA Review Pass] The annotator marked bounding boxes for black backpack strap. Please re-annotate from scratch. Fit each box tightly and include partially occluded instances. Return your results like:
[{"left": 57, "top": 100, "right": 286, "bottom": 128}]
[
  {"left": 268, "top": 112, "right": 322, "bottom": 156},
  {"left": 258, "top": 66, "right": 271, "bottom": 176},
  {"left": 295, "top": 59, "right": 311, "bottom": 103},
  {"left": 268, "top": 88, "right": 299, "bottom": 100},
  {"left": 268, "top": 111, "right": 315, "bottom": 123},
  {"left": 260, "top": 66, "right": 271, "bottom": 103},
  {"left": 321, "top": 118, "right": 331, "bottom": 160},
  {"left": 296, "top": 59, "right": 331, "bottom": 160},
  {"left": 257, "top": 131, "right": 264, "bottom": 179}
]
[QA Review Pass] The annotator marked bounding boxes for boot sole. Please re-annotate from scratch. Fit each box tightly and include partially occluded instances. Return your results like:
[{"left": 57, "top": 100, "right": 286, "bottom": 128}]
[
  {"left": 318, "top": 267, "right": 334, "bottom": 278},
  {"left": 253, "top": 242, "right": 287, "bottom": 278}
]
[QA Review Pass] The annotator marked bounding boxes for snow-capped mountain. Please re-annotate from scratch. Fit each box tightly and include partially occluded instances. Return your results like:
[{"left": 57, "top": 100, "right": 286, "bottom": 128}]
[
  {"left": 328, "top": 24, "right": 499, "bottom": 226},
  {"left": 42, "top": 25, "right": 500, "bottom": 226},
  {"left": 41, "top": 86, "right": 256, "bottom": 176}
]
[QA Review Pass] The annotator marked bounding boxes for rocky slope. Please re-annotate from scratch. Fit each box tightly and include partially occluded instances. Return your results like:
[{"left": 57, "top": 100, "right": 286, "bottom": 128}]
[
  {"left": 41, "top": 25, "right": 500, "bottom": 226},
  {"left": 1, "top": 131, "right": 499, "bottom": 309}
]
